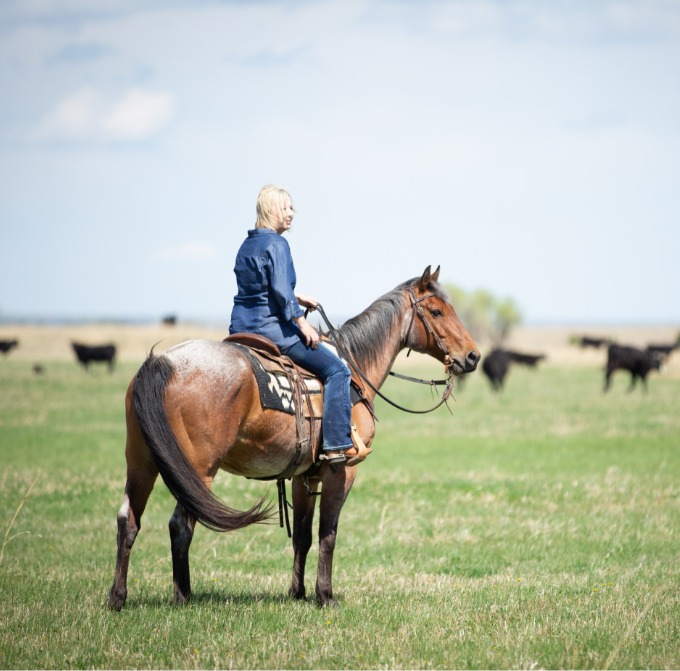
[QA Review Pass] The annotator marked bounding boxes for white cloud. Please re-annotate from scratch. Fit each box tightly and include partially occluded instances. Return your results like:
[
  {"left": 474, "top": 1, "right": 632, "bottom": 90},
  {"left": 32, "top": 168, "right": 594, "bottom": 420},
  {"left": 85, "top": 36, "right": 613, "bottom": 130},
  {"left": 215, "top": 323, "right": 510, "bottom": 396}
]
[
  {"left": 101, "top": 88, "right": 174, "bottom": 140},
  {"left": 32, "top": 87, "right": 100, "bottom": 139},
  {"left": 32, "top": 87, "right": 174, "bottom": 142}
]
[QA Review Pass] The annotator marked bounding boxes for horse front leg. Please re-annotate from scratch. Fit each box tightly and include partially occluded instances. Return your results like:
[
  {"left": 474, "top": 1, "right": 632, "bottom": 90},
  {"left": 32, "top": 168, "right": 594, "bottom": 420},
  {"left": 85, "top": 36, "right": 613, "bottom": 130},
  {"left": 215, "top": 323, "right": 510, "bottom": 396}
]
[
  {"left": 169, "top": 502, "right": 197, "bottom": 605},
  {"left": 288, "top": 476, "right": 318, "bottom": 600},
  {"left": 316, "top": 465, "right": 356, "bottom": 608}
]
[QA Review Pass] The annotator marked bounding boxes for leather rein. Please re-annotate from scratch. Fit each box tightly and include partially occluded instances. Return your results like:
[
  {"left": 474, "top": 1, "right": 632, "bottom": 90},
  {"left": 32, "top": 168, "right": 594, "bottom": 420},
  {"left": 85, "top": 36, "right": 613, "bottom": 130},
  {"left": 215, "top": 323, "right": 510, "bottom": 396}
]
[{"left": 312, "top": 286, "right": 455, "bottom": 415}]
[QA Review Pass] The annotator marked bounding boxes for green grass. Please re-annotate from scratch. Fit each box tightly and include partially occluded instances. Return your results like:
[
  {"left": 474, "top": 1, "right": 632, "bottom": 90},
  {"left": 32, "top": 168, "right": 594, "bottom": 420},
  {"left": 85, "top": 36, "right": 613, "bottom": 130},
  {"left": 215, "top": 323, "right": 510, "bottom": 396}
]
[{"left": 1, "top": 358, "right": 679, "bottom": 669}]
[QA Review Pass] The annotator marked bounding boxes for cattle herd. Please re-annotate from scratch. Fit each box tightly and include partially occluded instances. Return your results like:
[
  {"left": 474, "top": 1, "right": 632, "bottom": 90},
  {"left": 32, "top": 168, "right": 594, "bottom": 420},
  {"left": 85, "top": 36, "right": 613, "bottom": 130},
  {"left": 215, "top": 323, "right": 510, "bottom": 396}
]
[
  {"left": 0, "top": 332, "right": 678, "bottom": 392},
  {"left": 479, "top": 336, "right": 678, "bottom": 393}
]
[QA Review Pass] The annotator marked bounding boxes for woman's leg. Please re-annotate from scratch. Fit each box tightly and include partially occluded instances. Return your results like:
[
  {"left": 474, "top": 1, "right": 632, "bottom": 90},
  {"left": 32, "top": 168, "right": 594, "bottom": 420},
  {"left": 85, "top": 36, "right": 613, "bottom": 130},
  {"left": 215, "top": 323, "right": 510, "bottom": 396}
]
[{"left": 284, "top": 341, "right": 352, "bottom": 451}]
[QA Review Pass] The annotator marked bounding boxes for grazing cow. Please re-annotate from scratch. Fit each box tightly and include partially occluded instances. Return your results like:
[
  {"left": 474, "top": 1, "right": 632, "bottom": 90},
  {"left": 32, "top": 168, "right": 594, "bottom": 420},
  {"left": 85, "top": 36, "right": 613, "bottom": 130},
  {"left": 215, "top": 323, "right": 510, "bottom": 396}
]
[
  {"left": 604, "top": 344, "right": 662, "bottom": 393},
  {"left": 646, "top": 343, "right": 677, "bottom": 360},
  {"left": 71, "top": 342, "right": 116, "bottom": 372},
  {"left": 482, "top": 349, "right": 511, "bottom": 391},
  {"left": 579, "top": 336, "right": 610, "bottom": 349},
  {"left": 0, "top": 339, "right": 18, "bottom": 355},
  {"left": 482, "top": 348, "right": 546, "bottom": 391},
  {"left": 505, "top": 350, "right": 545, "bottom": 366}
]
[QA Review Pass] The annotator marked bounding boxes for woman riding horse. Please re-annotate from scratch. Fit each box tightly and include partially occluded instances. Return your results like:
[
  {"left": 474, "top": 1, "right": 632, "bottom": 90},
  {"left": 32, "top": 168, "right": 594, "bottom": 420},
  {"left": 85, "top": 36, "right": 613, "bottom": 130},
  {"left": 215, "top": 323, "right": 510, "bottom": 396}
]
[
  {"left": 229, "top": 185, "right": 353, "bottom": 465},
  {"left": 108, "top": 264, "right": 480, "bottom": 610}
]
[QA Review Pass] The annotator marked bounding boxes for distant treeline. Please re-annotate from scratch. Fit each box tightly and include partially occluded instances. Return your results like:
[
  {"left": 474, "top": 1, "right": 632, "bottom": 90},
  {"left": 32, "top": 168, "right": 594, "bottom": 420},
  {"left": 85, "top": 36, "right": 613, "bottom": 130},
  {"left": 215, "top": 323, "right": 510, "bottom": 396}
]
[{"left": 444, "top": 284, "right": 522, "bottom": 345}]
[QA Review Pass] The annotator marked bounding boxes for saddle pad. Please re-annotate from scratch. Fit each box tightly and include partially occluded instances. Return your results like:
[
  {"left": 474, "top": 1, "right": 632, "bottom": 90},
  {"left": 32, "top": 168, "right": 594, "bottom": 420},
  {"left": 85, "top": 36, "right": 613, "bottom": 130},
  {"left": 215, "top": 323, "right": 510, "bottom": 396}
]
[
  {"left": 235, "top": 344, "right": 323, "bottom": 417},
  {"left": 230, "top": 342, "right": 367, "bottom": 419},
  {"left": 263, "top": 369, "right": 323, "bottom": 417}
]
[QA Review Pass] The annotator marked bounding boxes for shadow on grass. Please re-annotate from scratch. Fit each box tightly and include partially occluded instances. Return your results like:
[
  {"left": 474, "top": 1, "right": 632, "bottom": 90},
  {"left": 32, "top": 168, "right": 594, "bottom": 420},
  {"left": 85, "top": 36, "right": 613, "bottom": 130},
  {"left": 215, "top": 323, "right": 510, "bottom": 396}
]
[{"left": 115, "top": 589, "right": 329, "bottom": 610}]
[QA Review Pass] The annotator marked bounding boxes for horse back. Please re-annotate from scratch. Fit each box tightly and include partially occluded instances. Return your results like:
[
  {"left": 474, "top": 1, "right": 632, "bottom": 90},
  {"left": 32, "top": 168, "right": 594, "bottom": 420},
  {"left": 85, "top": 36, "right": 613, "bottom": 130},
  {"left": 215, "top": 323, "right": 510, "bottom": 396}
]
[{"left": 159, "top": 339, "right": 314, "bottom": 479}]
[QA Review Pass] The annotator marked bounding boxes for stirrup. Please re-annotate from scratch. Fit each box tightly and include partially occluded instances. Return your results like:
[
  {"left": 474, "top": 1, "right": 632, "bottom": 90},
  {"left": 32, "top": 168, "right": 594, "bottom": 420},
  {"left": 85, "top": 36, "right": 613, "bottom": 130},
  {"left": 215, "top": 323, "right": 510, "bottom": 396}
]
[
  {"left": 319, "top": 450, "right": 348, "bottom": 465},
  {"left": 318, "top": 426, "right": 372, "bottom": 467},
  {"left": 346, "top": 425, "right": 373, "bottom": 467}
]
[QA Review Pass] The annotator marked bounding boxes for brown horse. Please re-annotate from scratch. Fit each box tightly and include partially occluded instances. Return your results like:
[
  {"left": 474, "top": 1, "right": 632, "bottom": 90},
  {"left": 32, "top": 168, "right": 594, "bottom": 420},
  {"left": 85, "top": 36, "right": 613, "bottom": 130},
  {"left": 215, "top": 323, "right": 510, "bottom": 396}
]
[{"left": 108, "top": 266, "right": 479, "bottom": 610}]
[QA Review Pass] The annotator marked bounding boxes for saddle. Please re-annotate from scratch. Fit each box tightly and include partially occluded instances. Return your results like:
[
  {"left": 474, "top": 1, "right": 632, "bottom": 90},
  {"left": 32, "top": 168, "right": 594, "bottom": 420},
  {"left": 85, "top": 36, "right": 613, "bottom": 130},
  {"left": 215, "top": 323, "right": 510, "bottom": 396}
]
[{"left": 224, "top": 333, "right": 373, "bottom": 473}]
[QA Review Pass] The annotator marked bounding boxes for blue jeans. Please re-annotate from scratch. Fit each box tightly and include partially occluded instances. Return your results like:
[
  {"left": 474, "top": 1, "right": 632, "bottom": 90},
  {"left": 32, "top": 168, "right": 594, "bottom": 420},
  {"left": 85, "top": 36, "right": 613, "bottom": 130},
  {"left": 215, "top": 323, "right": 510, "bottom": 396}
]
[{"left": 282, "top": 340, "right": 353, "bottom": 451}]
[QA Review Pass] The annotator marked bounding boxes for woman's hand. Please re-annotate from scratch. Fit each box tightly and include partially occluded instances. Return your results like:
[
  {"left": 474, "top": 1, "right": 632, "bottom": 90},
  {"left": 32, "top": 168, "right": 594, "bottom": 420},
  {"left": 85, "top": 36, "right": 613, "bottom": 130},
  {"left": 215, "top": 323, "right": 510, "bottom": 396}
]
[
  {"left": 295, "top": 293, "right": 319, "bottom": 311},
  {"left": 294, "top": 316, "right": 320, "bottom": 349}
]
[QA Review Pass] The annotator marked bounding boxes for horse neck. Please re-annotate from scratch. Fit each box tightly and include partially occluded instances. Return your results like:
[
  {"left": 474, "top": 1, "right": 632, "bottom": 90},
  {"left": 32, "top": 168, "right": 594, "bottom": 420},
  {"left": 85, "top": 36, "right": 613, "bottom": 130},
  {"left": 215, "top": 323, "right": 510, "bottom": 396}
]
[{"left": 336, "top": 291, "right": 410, "bottom": 396}]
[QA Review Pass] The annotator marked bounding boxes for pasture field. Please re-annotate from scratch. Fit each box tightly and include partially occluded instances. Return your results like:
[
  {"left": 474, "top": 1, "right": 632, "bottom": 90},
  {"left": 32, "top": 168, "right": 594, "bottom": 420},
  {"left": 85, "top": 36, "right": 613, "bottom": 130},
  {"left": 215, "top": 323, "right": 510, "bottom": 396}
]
[{"left": 1, "top": 324, "right": 679, "bottom": 669}]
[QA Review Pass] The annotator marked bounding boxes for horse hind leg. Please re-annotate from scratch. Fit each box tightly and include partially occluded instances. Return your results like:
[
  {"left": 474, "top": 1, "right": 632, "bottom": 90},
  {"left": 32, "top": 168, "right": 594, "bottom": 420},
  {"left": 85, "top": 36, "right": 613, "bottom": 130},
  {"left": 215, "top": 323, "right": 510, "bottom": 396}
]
[
  {"left": 108, "top": 405, "right": 158, "bottom": 612},
  {"left": 108, "top": 473, "right": 156, "bottom": 611},
  {"left": 169, "top": 502, "right": 197, "bottom": 605}
]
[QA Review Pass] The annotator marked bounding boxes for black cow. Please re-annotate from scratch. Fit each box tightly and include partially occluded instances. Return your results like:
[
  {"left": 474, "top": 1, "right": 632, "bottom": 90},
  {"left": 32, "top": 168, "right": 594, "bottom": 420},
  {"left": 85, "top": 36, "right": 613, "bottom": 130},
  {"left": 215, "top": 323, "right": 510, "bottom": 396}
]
[
  {"left": 506, "top": 350, "right": 546, "bottom": 366},
  {"left": 646, "top": 343, "right": 677, "bottom": 360},
  {"left": 604, "top": 344, "right": 662, "bottom": 393},
  {"left": 579, "top": 336, "right": 610, "bottom": 349},
  {"left": 482, "top": 349, "right": 511, "bottom": 391},
  {"left": 482, "top": 348, "right": 546, "bottom": 391},
  {"left": 71, "top": 342, "right": 116, "bottom": 372},
  {"left": 0, "top": 339, "right": 19, "bottom": 355}
]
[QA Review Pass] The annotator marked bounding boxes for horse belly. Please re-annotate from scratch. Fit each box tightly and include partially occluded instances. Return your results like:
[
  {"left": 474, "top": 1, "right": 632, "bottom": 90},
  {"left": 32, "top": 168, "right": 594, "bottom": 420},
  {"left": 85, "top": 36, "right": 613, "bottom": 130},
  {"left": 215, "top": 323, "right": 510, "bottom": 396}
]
[{"left": 223, "top": 408, "right": 317, "bottom": 479}]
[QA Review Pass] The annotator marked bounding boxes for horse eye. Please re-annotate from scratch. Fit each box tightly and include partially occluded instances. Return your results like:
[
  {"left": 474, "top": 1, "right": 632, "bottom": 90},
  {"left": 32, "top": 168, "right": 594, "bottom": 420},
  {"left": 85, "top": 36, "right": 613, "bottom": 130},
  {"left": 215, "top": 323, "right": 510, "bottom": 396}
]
[{"left": 430, "top": 308, "right": 443, "bottom": 318}]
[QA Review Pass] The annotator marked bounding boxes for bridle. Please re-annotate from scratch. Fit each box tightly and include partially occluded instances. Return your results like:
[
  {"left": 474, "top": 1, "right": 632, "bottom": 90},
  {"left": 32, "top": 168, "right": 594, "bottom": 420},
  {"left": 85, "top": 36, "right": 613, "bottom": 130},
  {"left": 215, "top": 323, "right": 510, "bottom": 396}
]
[
  {"left": 313, "top": 284, "right": 455, "bottom": 415},
  {"left": 405, "top": 286, "right": 451, "bottom": 364}
]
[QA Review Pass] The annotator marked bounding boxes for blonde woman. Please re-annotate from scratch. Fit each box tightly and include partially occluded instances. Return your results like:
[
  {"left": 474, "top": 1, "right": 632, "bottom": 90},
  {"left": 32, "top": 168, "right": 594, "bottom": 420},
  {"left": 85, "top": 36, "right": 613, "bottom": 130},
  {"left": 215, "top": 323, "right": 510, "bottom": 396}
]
[{"left": 229, "top": 185, "right": 353, "bottom": 463}]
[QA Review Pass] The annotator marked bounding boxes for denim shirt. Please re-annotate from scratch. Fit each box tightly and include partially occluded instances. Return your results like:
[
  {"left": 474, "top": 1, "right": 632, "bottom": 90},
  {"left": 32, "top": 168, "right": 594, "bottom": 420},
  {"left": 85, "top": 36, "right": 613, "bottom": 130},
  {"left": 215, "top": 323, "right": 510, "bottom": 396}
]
[{"left": 229, "top": 228, "right": 304, "bottom": 350}]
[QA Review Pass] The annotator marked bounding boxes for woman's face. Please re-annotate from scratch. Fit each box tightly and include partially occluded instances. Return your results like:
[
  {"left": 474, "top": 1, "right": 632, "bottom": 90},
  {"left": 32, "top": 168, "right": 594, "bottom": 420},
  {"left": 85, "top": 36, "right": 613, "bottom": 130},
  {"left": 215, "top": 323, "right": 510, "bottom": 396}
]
[{"left": 273, "top": 196, "right": 295, "bottom": 234}]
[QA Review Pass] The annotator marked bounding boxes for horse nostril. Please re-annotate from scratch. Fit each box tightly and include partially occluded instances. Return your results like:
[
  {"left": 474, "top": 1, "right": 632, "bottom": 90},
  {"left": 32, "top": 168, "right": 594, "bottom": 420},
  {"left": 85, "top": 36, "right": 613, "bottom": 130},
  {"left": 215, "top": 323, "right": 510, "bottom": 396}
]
[{"left": 466, "top": 350, "right": 480, "bottom": 369}]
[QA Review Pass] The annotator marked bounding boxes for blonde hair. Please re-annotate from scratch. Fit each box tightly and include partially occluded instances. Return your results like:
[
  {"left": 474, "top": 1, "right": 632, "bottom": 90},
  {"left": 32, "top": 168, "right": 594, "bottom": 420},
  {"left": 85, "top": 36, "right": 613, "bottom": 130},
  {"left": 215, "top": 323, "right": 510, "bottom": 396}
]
[{"left": 255, "top": 184, "right": 294, "bottom": 230}]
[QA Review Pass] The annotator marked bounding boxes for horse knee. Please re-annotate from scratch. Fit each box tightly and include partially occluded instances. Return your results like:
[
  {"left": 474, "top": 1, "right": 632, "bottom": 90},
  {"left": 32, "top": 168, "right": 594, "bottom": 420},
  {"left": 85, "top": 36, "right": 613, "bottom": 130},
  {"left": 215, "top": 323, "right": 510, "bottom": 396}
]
[{"left": 318, "top": 529, "right": 338, "bottom": 555}]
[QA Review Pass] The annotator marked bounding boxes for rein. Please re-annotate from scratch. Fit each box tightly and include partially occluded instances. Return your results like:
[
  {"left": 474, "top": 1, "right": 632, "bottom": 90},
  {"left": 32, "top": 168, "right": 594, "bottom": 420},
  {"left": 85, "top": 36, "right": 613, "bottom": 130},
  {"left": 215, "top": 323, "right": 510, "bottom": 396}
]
[{"left": 311, "top": 290, "right": 455, "bottom": 415}]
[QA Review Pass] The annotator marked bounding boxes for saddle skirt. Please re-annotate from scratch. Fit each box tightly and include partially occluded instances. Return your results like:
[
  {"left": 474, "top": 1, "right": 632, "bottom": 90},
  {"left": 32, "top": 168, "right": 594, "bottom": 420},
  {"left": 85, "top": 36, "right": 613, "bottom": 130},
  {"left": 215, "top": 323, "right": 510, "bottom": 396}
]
[{"left": 224, "top": 333, "right": 366, "bottom": 418}]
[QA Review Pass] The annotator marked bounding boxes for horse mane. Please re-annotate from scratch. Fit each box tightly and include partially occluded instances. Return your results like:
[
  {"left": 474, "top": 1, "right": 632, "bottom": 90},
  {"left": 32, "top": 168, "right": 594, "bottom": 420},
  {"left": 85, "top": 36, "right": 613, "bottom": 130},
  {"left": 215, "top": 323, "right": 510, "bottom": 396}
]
[{"left": 335, "top": 277, "right": 447, "bottom": 370}]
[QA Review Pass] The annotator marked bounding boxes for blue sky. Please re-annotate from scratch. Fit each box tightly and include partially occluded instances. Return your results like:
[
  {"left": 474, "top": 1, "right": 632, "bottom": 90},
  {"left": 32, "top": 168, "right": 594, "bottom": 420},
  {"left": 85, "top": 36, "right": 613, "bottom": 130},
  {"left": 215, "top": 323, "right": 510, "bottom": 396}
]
[{"left": 1, "top": 0, "right": 679, "bottom": 325}]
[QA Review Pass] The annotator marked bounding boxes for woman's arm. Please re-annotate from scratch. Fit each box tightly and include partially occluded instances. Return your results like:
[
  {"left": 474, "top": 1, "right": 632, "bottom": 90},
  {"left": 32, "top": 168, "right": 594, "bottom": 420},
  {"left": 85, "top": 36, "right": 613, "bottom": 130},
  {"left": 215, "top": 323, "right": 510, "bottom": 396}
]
[
  {"left": 294, "top": 315, "right": 320, "bottom": 348},
  {"left": 266, "top": 240, "right": 319, "bottom": 347}
]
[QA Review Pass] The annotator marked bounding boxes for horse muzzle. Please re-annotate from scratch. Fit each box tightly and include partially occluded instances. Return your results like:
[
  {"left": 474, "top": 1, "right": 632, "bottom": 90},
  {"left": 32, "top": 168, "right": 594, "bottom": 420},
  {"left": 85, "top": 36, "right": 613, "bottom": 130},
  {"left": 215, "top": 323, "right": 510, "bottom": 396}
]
[{"left": 446, "top": 350, "right": 480, "bottom": 376}]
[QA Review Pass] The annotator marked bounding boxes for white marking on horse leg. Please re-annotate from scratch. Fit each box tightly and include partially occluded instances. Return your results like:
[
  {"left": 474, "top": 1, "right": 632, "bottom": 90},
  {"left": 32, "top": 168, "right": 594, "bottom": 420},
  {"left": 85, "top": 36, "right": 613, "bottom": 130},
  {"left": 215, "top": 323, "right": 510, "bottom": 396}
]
[{"left": 117, "top": 494, "right": 130, "bottom": 523}]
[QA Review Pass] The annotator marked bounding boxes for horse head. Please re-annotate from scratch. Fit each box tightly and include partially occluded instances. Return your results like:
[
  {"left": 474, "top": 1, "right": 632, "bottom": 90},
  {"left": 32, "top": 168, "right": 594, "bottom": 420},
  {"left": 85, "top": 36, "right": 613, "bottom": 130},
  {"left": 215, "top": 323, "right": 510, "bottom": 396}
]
[{"left": 405, "top": 266, "right": 480, "bottom": 376}]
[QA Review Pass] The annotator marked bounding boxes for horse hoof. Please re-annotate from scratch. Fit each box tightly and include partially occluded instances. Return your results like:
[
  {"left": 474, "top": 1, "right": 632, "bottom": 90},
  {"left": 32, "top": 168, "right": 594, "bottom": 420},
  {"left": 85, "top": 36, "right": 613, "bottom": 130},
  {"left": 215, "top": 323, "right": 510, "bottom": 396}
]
[
  {"left": 289, "top": 590, "right": 307, "bottom": 601},
  {"left": 107, "top": 591, "right": 126, "bottom": 612},
  {"left": 173, "top": 593, "right": 191, "bottom": 606}
]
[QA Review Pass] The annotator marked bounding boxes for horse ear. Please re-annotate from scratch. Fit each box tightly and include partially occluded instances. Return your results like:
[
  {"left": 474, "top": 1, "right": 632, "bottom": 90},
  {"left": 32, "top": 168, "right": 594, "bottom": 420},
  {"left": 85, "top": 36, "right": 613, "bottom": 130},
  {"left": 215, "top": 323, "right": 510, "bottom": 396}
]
[
  {"left": 418, "top": 266, "right": 432, "bottom": 291},
  {"left": 431, "top": 265, "right": 440, "bottom": 283}
]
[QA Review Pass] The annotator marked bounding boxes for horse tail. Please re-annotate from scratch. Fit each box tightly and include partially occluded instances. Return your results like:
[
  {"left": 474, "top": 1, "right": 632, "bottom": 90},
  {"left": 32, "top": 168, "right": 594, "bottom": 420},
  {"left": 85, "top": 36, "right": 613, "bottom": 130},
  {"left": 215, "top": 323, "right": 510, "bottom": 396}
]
[{"left": 131, "top": 351, "right": 275, "bottom": 532}]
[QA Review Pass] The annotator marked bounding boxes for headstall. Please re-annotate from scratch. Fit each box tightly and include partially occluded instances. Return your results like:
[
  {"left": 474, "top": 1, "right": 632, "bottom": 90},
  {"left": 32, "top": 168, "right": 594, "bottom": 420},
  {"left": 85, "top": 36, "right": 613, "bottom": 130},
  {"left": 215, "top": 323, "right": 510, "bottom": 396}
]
[{"left": 312, "top": 285, "right": 455, "bottom": 415}]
